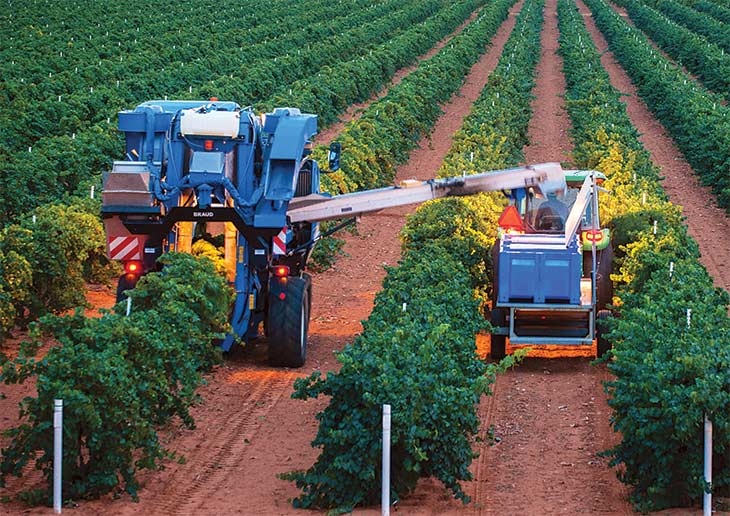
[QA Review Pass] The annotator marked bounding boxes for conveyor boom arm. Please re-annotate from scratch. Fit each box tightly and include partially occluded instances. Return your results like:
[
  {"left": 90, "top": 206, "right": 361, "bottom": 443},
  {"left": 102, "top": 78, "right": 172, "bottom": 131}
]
[{"left": 287, "top": 162, "right": 566, "bottom": 223}]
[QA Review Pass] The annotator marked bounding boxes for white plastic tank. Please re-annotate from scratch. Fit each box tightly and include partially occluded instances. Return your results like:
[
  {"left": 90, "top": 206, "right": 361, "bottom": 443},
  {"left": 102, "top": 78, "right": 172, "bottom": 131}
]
[{"left": 180, "top": 109, "right": 240, "bottom": 138}]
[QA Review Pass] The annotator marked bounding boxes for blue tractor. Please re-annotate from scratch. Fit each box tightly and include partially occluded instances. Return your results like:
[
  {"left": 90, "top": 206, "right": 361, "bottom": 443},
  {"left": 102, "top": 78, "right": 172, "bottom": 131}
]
[{"left": 102, "top": 99, "right": 575, "bottom": 366}]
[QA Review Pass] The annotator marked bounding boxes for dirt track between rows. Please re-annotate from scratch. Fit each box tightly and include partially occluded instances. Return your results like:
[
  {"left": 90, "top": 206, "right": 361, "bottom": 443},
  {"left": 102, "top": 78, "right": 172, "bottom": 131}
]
[{"left": 458, "top": 0, "right": 633, "bottom": 513}]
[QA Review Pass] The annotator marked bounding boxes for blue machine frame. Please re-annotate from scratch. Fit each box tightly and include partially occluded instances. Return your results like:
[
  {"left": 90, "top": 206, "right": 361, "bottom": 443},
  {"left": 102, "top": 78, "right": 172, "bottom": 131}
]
[{"left": 103, "top": 100, "right": 321, "bottom": 351}]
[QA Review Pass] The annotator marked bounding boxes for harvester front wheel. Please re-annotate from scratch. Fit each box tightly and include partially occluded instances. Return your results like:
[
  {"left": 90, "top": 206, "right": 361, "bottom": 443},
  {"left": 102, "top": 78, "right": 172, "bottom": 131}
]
[
  {"left": 268, "top": 277, "right": 309, "bottom": 367},
  {"left": 490, "top": 241, "right": 507, "bottom": 360},
  {"left": 491, "top": 335, "right": 506, "bottom": 360}
]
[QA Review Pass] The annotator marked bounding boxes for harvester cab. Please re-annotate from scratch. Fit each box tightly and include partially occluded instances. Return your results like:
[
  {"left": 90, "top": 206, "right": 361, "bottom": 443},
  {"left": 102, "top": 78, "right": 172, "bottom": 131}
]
[
  {"left": 102, "top": 99, "right": 576, "bottom": 367},
  {"left": 489, "top": 170, "right": 613, "bottom": 359}
]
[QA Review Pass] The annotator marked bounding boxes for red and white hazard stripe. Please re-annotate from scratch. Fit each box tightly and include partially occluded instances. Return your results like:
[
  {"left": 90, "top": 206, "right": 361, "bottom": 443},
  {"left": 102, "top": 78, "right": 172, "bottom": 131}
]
[
  {"left": 108, "top": 236, "right": 142, "bottom": 261},
  {"left": 272, "top": 227, "right": 287, "bottom": 255}
]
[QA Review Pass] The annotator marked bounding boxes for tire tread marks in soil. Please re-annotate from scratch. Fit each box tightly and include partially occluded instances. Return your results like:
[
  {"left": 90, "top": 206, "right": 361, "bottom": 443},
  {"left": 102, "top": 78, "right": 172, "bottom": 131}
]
[{"left": 148, "top": 371, "right": 296, "bottom": 516}]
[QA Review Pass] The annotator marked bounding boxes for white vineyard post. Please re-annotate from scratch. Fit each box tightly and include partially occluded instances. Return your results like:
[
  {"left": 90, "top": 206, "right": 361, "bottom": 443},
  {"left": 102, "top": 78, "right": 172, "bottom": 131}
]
[
  {"left": 704, "top": 414, "right": 712, "bottom": 516},
  {"left": 53, "top": 399, "right": 63, "bottom": 514},
  {"left": 382, "top": 404, "right": 391, "bottom": 516},
  {"left": 126, "top": 296, "right": 132, "bottom": 317}
]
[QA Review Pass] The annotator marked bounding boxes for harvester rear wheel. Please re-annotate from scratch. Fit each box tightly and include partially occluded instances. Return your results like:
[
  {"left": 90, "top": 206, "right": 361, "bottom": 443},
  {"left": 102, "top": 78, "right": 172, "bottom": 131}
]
[
  {"left": 268, "top": 277, "right": 309, "bottom": 367},
  {"left": 303, "top": 272, "right": 313, "bottom": 310}
]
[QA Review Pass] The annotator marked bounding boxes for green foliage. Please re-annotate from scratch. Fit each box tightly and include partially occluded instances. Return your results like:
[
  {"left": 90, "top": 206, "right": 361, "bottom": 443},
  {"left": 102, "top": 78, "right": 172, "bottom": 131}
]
[
  {"left": 557, "top": 1, "right": 730, "bottom": 509},
  {"left": 0, "top": 200, "right": 110, "bottom": 327},
  {"left": 0, "top": 253, "right": 232, "bottom": 502},
  {"left": 603, "top": 239, "right": 730, "bottom": 511},
  {"left": 401, "top": 195, "right": 504, "bottom": 305},
  {"left": 285, "top": 247, "right": 490, "bottom": 512},
  {"left": 0, "top": 249, "right": 32, "bottom": 339},
  {"left": 125, "top": 253, "right": 232, "bottom": 368},
  {"left": 612, "top": 0, "right": 730, "bottom": 99},
  {"left": 648, "top": 0, "right": 730, "bottom": 53},
  {"left": 191, "top": 239, "right": 226, "bottom": 277},
  {"left": 582, "top": 0, "right": 730, "bottom": 213},
  {"left": 691, "top": 0, "right": 730, "bottom": 24}
]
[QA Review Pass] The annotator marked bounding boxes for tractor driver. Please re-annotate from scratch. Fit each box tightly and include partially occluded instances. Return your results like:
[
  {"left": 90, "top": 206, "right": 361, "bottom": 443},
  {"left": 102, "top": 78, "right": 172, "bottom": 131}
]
[{"left": 535, "top": 191, "right": 569, "bottom": 231}]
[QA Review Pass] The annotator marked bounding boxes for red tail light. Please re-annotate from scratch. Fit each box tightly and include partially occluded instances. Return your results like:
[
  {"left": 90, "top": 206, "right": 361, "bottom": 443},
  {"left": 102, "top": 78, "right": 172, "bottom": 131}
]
[
  {"left": 581, "top": 229, "right": 604, "bottom": 243},
  {"left": 124, "top": 261, "right": 142, "bottom": 275},
  {"left": 204, "top": 139, "right": 214, "bottom": 151},
  {"left": 273, "top": 265, "right": 289, "bottom": 277}
]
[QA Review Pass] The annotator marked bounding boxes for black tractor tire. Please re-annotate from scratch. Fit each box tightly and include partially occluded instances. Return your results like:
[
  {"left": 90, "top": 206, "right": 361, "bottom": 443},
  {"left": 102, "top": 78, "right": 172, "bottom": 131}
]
[
  {"left": 596, "top": 309, "right": 612, "bottom": 358},
  {"left": 268, "top": 277, "right": 309, "bottom": 368},
  {"left": 115, "top": 273, "right": 139, "bottom": 303},
  {"left": 584, "top": 243, "right": 614, "bottom": 311},
  {"left": 489, "top": 241, "right": 507, "bottom": 360},
  {"left": 490, "top": 307, "right": 508, "bottom": 360},
  {"left": 491, "top": 334, "right": 507, "bottom": 360}
]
